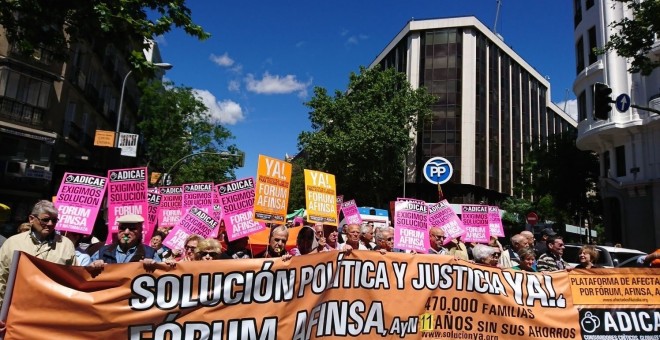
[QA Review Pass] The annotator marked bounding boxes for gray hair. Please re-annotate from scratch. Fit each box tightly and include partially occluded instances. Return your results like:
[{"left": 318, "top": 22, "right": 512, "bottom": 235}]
[
  {"left": 360, "top": 223, "right": 372, "bottom": 234},
  {"left": 270, "top": 225, "right": 289, "bottom": 240},
  {"left": 31, "top": 200, "right": 57, "bottom": 216},
  {"left": 374, "top": 226, "right": 394, "bottom": 243},
  {"left": 472, "top": 244, "right": 498, "bottom": 263},
  {"left": 517, "top": 247, "right": 536, "bottom": 260}
]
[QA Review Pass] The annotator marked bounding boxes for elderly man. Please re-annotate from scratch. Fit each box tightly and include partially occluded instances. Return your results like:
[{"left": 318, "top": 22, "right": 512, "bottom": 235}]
[
  {"left": 428, "top": 227, "right": 448, "bottom": 255},
  {"left": 339, "top": 223, "right": 369, "bottom": 252},
  {"left": 0, "top": 200, "right": 77, "bottom": 308},
  {"left": 499, "top": 234, "right": 528, "bottom": 268},
  {"left": 256, "top": 225, "right": 289, "bottom": 258},
  {"left": 537, "top": 235, "right": 570, "bottom": 271},
  {"left": 90, "top": 214, "right": 160, "bottom": 265},
  {"left": 359, "top": 223, "right": 376, "bottom": 250}
]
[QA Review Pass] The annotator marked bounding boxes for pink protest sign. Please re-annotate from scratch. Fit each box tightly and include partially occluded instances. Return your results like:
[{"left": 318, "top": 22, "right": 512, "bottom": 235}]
[
  {"left": 488, "top": 205, "right": 504, "bottom": 237},
  {"left": 145, "top": 192, "right": 161, "bottom": 243},
  {"left": 427, "top": 200, "right": 466, "bottom": 244},
  {"left": 54, "top": 173, "right": 107, "bottom": 235},
  {"left": 336, "top": 195, "right": 343, "bottom": 221},
  {"left": 341, "top": 199, "right": 362, "bottom": 225},
  {"left": 107, "top": 167, "right": 148, "bottom": 235},
  {"left": 217, "top": 177, "right": 266, "bottom": 241},
  {"left": 209, "top": 190, "right": 223, "bottom": 238},
  {"left": 163, "top": 206, "right": 219, "bottom": 250},
  {"left": 461, "top": 205, "right": 490, "bottom": 243},
  {"left": 182, "top": 182, "right": 214, "bottom": 215},
  {"left": 393, "top": 200, "right": 429, "bottom": 252},
  {"left": 158, "top": 186, "right": 182, "bottom": 227}
]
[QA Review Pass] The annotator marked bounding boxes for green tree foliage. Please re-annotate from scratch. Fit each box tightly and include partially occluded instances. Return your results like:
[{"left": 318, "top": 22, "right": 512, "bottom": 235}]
[
  {"left": 298, "top": 66, "right": 436, "bottom": 208},
  {"left": 0, "top": 0, "right": 209, "bottom": 72},
  {"left": 138, "top": 81, "right": 241, "bottom": 185},
  {"left": 287, "top": 157, "right": 307, "bottom": 212},
  {"left": 598, "top": 0, "right": 660, "bottom": 75},
  {"left": 515, "top": 130, "right": 601, "bottom": 225},
  {"left": 500, "top": 197, "right": 534, "bottom": 231}
]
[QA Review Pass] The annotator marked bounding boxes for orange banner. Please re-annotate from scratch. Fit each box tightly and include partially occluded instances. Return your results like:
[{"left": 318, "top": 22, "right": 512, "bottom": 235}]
[
  {"left": 253, "top": 154, "right": 291, "bottom": 224},
  {"left": 3, "top": 251, "right": 585, "bottom": 339}
]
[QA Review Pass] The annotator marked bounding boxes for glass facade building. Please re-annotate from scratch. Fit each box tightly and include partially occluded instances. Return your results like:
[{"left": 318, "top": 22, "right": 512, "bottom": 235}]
[{"left": 371, "top": 17, "right": 576, "bottom": 202}]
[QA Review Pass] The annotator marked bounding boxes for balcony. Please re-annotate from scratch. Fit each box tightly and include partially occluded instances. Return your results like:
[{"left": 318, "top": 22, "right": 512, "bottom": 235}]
[{"left": 0, "top": 98, "right": 44, "bottom": 128}]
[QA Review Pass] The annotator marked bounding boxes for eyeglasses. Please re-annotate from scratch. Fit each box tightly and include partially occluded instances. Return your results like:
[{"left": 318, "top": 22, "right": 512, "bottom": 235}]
[
  {"left": 492, "top": 252, "right": 501, "bottom": 258},
  {"left": 120, "top": 225, "right": 139, "bottom": 232},
  {"left": 432, "top": 234, "right": 446, "bottom": 239},
  {"left": 32, "top": 215, "right": 58, "bottom": 224},
  {"left": 273, "top": 238, "right": 287, "bottom": 243},
  {"left": 199, "top": 251, "right": 221, "bottom": 258},
  {"left": 386, "top": 237, "right": 394, "bottom": 241}
]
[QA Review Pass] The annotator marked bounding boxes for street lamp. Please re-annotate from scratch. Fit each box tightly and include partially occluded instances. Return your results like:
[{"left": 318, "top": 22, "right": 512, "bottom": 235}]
[
  {"left": 159, "top": 151, "right": 245, "bottom": 186},
  {"left": 114, "top": 62, "right": 173, "bottom": 147}
]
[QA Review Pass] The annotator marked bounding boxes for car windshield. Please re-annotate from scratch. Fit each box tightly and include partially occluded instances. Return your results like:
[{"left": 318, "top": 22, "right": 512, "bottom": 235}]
[{"left": 610, "top": 252, "right": 644, "bottom": 266}]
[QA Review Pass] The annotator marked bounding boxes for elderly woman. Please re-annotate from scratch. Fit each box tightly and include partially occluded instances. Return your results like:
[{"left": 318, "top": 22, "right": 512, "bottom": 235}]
[
  {"left": 472, "top": 244, "right": 501, "bottom": 267},
  {"left": 194, "top": 238, "right": 229, "bottom": 261},
  {"left": 575, "top": 245, "right": 601, "bottom": 269},
  {"left": 179, "top": 234, "right": 203, "bottom": 262},
  {"left": 512, "top": 248, "right": 537, "bottom": 272},
  {"left": 289, "top": 226, "right": 318, "bottom": 256}
]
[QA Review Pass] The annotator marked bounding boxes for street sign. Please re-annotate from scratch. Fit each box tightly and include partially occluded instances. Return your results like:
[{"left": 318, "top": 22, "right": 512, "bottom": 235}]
[
  {"left": 526, "top": 211, "right": 539, "bottom": 226},
  {"left": 423, "top": 157, "right": 453, "bottom": 185},
  {"left": 94, "top": 130, "right": 115, "bottom": 147},
  {"left": 615, "top": 93, "right": 631, "bottom": 113}
]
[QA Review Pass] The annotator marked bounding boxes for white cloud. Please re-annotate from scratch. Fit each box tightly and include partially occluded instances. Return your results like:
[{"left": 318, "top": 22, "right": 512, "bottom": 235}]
[
  {"left": 244, "top": 72, "right": 311, "bottom": 97},
  {"left": 193, "top": 89, "right": 244, "bottom": 125},
  {"left": 346, "top": 34, "right": 369, "bottom": 45},
  {"left": 557, "top": 99, "right": 578, "bottom": 121},
  {"left": 209, "top": 53, "right": 235, "bottom": 67},
  {"left": 228, "top": 80, "right": 240, "bottom": 92}
]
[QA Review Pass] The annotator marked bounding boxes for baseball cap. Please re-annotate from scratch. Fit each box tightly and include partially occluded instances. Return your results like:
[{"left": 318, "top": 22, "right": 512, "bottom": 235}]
[
  {"left": 117, "top": 214, "right": 144, "bottom": 224},
  {"left": 541, "top": 228, "right": 557, "bottom": 236}
]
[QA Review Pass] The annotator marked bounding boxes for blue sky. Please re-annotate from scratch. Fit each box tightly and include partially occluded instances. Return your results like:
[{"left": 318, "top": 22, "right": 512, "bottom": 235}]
[{"left": 156, "top": 0, "right": 578, "bottom": 180}]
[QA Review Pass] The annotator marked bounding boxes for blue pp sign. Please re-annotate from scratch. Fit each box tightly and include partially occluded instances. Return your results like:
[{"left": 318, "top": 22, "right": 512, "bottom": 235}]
[{"left": 423, "top": 157, "right": 453, "bottom": 185}]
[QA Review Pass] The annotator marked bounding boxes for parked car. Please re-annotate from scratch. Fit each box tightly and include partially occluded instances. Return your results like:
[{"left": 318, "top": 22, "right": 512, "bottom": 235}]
[{"left": 563, "top": 244, "right": 646, "bottom": 268}]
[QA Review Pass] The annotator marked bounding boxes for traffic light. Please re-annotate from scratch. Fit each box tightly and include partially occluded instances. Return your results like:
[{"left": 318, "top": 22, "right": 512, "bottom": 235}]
[{"left": 594, "top": 82, "right": 613, "bottom": 120}]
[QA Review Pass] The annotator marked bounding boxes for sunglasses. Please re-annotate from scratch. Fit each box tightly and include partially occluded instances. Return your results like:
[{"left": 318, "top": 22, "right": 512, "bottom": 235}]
[
  {"left": 32, "top": 216, "right": 58, "bottom": 224},
  {"left": 120, "top": 225, "right": 140, "bottom": 232},
  {"left": 185, "top": 246, "right": 196, "bottom": 252},
  {"left": 199, "top": 251, "right": 221, "bottom": 258},
  {"left": 386, "top": 237, "right": 394, "bottom": 241},
  {"left": 273, "top": 238, "right": 287, "bottom": 243}
]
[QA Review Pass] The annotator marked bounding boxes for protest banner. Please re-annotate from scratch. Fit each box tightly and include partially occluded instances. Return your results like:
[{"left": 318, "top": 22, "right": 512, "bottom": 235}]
[
  {"left": 107, "top": 167, "right": 148, "bottom": 236},
  {"left": 427, "top": 200, "right": 466, "bottom": 245},
  {"left": 162, "top": 206, "right": 219, "bottom": 251},
  {"left": 3, "top": 251, "right": 592, "bottom": 340},
  {"left": 53, "top": 172, "right": 107, "bottom": 235},
  {"left": 393, "top": 200, "right": 429, "bottom": 252},
  {"left": 145, "top": 192, "right": 161, "bottom": 243},
  {"left": 336, "top": 195, "right": 344, "bottom": 222},
  {"left": 460, "top": 205, "right": 490, "bottom": 243},
  {"left": 254, "top": 155, "right": 291, "bottom": 224},
  {"left": 217, "top": 177, "right": 266, "bottom": 241},
  {"left": 157, "top": 186, "right": 183, "bottom": 227},
  {"left": 341, "top": 199, "right": 362, "bottom": 225},
  {"left": 487, "top": 206, "right": 505, "bottom": 237},
  {"left": 182, "top": 182, "right": 214, "bottom": 215},
  {"left": 304, "top": 169, "right": 338, "bottom": 225},
  {"left": 569, "top": 268, "right": 660, "bottom": 338}
]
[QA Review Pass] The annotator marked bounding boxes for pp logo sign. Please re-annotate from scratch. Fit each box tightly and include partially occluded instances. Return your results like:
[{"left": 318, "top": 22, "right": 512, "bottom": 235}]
[{"left": 423, "top": 157, "right": 453, "bottom": 185}]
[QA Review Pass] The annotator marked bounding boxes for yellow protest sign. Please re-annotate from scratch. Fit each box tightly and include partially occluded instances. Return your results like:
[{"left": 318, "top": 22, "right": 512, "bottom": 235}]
[
  {"left": 304, "top": 169, "right": 337, "bottom": 225},
  {"left": 253, "top": 154, "right": 291, "bottom": 224}
]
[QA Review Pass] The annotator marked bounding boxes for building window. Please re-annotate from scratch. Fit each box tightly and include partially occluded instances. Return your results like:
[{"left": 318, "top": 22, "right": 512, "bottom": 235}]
[
  {"left": 574, "top": 0, "right": 582, "bottom": 27},
  {"left": 603, "top": 151, "right": 610, "bottom": 177},
  {"left": 615, "top": 146, "right": 626, "bottom": 177},
  {"left": 578, "top": 90, "right": 587, "bottom": 121},
  {"left": 588, "top": 27, "right": 597, "bottom": 65},
  {"left": 576, "top": 37, "right": 585, "bottom": 74}
]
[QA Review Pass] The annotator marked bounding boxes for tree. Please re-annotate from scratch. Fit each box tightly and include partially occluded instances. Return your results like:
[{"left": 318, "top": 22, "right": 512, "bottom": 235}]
[
  {"left": 597, "top": 0, "right": 660, "bottom": 75},
  {"left": 298, "top": 66, "right": 436, "bottom": 208},
  {"left": 0, "top": 0, "right": 209, "bottom": 72},
  {"left": 138, "top": 80, "right": 241, "bottom": 185},
  {"left": 515, "top": 130, "right": 602, "bottom": 226}
]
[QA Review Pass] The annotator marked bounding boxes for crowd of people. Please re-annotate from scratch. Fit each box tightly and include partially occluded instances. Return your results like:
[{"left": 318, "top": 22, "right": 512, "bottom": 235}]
[{"left": 1, "top": 199, "right": 660, "bottom": 321}]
